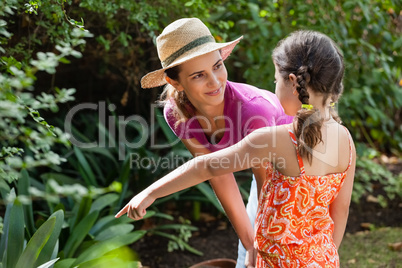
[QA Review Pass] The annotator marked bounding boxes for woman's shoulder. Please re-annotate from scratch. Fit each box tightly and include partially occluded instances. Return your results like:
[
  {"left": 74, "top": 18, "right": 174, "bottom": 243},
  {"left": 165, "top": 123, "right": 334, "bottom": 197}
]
[
  {"left": 227, "top": 81, "right": 272, "bottom": 98},
  {"left": 228, "top": 81, "right": 282, "bottom": 109}
]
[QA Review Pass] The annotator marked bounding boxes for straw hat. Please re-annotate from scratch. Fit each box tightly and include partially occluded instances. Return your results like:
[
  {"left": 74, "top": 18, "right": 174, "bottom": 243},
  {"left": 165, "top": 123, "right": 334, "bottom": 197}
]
[{"left": 141, "top": 18, "right": 243, "bottom": 88}]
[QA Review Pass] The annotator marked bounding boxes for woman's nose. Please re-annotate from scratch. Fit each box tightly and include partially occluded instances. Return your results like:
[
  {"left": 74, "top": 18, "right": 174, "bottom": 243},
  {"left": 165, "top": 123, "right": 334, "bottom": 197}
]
[{"left": 208, "top": 74, "right": 219, "bottom": 87}]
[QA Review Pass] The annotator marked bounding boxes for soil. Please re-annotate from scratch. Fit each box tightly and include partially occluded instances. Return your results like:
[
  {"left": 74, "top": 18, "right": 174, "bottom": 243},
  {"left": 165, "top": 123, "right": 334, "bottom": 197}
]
[{"left": 133, "top": 163, "right": 402, "bottom": 268}]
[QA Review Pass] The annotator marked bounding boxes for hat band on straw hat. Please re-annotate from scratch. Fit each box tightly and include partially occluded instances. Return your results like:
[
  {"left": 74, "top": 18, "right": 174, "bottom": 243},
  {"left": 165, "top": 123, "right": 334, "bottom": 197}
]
[{"left": 161, "top": 35, "right": 215, "bottom": 68}]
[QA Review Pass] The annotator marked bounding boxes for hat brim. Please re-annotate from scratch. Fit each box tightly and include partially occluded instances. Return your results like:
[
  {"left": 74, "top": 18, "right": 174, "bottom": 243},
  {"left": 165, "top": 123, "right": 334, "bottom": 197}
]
[{"left": 141, "top": 36, "right": 243, "bottom": 89}]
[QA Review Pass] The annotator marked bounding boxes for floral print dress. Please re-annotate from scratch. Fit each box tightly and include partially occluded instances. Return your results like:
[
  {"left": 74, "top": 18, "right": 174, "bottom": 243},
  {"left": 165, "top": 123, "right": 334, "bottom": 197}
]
[{"left": 254, "top": 126, "right": 353, "bottom": 268}]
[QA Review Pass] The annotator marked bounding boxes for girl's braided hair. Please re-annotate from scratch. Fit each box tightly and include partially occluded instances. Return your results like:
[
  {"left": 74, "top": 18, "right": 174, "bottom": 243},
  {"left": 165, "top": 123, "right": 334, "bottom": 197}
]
[{"left": 272, "top": 30, "right": 345, "bottom": 163}]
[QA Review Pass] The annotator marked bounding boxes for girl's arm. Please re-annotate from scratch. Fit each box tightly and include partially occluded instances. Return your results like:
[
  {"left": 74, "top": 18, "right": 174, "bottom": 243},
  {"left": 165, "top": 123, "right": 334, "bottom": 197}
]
[
  {"left": 181, "top": 138, "right": 255, "bottom": 261},
  {"left": 329, "top": 140, "right": 356, "bottom": 249},
  {"left": 115, "top": 126, "right": 274, "bottom": 219}
]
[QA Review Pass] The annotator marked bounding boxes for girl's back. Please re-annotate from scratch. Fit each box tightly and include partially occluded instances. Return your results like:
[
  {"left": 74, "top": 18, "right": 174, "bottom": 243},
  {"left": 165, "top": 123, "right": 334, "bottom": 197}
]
[
  {"left": 254, "top": 121, "right": 353, "bottom": 267},
  {"left": 271, "top": 120, "right": 352, "bottom": 179}
]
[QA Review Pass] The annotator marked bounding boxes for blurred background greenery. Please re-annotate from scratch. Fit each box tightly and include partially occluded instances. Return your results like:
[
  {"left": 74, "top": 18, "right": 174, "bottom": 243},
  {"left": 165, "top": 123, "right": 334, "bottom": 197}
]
[{"left": 0, "top": 0, "right": 401, "bottom": 267}]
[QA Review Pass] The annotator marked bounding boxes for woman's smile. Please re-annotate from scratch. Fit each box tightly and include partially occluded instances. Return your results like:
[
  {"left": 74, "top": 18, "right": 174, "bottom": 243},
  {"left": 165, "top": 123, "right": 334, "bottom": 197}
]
[{"left": 205, "top": 87, "right": 222, "bottom": 96}]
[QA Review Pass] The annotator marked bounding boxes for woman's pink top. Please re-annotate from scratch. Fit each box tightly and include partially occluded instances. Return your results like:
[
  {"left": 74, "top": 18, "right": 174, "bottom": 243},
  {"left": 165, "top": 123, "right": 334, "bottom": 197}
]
[{"left": 164, "top": 81, "right": 293, "bottom": 151}]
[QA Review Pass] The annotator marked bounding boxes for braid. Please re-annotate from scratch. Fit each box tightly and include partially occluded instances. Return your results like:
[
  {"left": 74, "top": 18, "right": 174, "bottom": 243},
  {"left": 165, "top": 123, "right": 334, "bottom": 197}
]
[
  {"left": 295, "top": 66, "right": 311, "bottom": 104},
  {"left": 294, "top": 65, "right": 324, "bottom": 164}
]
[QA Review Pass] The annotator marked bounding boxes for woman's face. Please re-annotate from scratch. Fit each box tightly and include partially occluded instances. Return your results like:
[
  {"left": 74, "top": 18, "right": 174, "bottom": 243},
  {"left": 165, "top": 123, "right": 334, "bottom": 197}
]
[
  {"left": 172, "top": 50, "right": 228, "bottom": 109},
  {"left": 274, "top": 63, "right": 301, "bottom": 116}
]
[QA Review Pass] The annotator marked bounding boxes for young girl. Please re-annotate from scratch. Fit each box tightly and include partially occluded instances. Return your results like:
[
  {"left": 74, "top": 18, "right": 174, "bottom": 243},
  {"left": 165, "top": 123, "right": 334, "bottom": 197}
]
[
  {"left": 117, "top": 30, "right": 356, "bottom": 267},
  {"left": 141, "top": 17, "right": 292, "bottom": 267}
]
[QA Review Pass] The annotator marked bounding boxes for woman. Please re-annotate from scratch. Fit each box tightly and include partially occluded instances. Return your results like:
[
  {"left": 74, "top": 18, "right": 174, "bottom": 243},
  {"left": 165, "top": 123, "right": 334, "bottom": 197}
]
[{"left": 140, "top": 18, "right": 292, "bottom": 267}]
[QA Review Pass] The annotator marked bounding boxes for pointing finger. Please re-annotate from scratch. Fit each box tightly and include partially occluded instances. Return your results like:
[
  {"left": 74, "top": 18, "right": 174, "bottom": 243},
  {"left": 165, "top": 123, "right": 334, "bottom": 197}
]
[{"left": 115, "top": 205, "right": 129, "bottom": 218}]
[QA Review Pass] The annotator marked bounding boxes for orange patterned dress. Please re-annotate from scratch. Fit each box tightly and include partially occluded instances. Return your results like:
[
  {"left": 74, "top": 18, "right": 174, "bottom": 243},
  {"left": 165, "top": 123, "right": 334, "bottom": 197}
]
[{"left": 254, "top": 126, "right": 352, "bottom": 268}]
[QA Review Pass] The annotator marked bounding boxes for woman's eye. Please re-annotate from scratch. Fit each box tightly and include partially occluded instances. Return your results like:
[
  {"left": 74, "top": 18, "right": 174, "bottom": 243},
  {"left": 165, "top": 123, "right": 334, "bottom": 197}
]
[
  {"left": 193, "top": 74, "right": 203, "bottom": 79},
  {"left": 214, "top": 64, "right": 222, "bottom": 70}
]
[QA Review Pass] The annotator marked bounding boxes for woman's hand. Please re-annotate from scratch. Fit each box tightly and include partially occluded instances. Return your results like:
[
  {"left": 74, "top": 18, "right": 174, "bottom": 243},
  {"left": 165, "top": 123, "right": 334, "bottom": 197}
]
[
  {"left": 244, "top": 247, "right": 257, "bottom": 268},
  {"left": 115, "top": 190, "right": 155, "bottom": 220}
]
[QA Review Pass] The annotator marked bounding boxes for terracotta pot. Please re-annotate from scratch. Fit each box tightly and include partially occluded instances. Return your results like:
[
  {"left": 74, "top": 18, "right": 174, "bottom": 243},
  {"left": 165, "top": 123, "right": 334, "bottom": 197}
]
[{"left": 189, "top": 258, "right": 237, "bottom": 268}]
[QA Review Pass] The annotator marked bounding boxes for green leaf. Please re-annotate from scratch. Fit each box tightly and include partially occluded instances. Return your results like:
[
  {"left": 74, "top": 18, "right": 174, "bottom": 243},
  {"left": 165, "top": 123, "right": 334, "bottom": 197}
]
[
  {"left": 119, "top": 32, "right": 129, "bottom": 47},
  {"left": 70, "top": 195, "right": 92, "bottom": 230},
  {"left": 90, "top": 215, "right": 119, "bottom": 236},
  {"left": 64, "top": 210, "right": 99, "bottom": 258},
  {"left": 82, "top": 146, "right": 119, "bottom": 169},
  {"left": 15, "top": 217, "right": 56, "bottom": 268},
  {"left": 0, "top": 178, "right": 11, "bottom": 199},
  {"left": 58, "top": 57, "right": 71, "bottom": 64},
  {"left": 34, "top": 210, "right": 64, "bottom": 267},
  {"left": 36, "top": 258, "right": 60, "bottom": 268},
  {"left": 72, "top": 254, "right": 141, "bottom": 268},
  {"left": 85, "top": 154, "right": 106, "bottom": 184},
  {"left": 195, "top": 182, "right": 224, "bottom": 214},
  {"left": 53, "top": 258, "right": 76, "bottom": 268},
  {"left": 90, "top": 215, "right": 133, "bottom": 237},
  {"left": 74, "top": 146, "right": 97, "bottom": 186},
  {"left": 95, "top": 224, "right": 134, "bottom": 241},
  {"left": 7, "top": 197, "right": 24, "bottom": 268},
  {"left": 72, "top": 231, "right": 146, "bottom": 265},
  {"left": 152, "top": 231, "right": 203, "bottom": 256},
  {"left": 90, "top": 193, "right": 119, "bottom": 213},
  {"left": 152, "top": 224, "right": 198, "bottom": 232},
  {"left": 0, "top": 189, "right": 14, "bottom": 263},
  {"left": 97, "top": 121, "right": 117, "bottom": 151},
  {"left": 41, "top": 172, "right": 82, "bottom": 185},
  {"left": 116, "top": 158, "right": 132, "bottom": 211},
  {"left": 393, "top": 36, "right": 402, "bottom": 50},
  {"left": 18, "top": 169, "right": 36, "bottom": 238}
]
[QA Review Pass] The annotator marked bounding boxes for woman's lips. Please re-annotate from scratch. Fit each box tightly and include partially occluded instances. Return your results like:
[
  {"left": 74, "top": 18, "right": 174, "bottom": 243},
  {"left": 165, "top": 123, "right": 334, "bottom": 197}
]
[{"left": 205, "top": 87, "right": 221, "bottom": 96}]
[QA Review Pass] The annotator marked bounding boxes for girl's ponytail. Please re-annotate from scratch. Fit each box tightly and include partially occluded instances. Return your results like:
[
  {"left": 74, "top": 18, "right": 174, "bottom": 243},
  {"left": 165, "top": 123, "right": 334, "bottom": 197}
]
[{"left": 294, "top": 66, "right": 323, "bottom": 164}]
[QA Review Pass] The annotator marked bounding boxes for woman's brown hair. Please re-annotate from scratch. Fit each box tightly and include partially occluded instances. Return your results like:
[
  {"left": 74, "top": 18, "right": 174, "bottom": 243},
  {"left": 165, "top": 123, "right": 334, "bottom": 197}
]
[
  {"left": 157, "top": 65, "right": 195, "bottom": 128},
  {"left": 272, "top": 30, "right": 345, "bottom": 163}
]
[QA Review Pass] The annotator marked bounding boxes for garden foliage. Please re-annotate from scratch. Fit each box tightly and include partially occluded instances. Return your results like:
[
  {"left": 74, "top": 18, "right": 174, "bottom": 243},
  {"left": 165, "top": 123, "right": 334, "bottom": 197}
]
[{"left": 0, "top": 0, "right": 401, "bottom": 266}]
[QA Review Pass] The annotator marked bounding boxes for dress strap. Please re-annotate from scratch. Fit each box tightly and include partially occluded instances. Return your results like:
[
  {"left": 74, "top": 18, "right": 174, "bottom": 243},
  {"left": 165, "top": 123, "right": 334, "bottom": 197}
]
[{"left": 285, "top": 125, "right": 305, "bottom": 175}]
